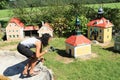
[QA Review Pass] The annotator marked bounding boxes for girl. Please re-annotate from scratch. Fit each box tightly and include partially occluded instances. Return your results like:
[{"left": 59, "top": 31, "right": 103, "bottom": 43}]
[{"left": 17, "top": 33, "right": 51, "bottom": 76}]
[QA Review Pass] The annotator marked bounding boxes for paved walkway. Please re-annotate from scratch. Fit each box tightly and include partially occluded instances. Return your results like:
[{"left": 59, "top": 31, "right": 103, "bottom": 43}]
[{"left": 0, "top": 50, "right": 53, "bottom": 80}]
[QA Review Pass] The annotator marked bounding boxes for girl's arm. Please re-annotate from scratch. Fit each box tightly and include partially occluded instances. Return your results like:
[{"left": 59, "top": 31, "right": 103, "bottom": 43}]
[{"left": 35, "top": 41, "right": 47, "bottom": 58}]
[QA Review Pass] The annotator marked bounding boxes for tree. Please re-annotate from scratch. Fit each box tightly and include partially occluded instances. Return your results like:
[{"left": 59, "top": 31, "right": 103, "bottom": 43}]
[
  {"left": 0, "top": 0, "right": 9, "bottom": 9},
  {"left": 104, "top": 8, "right": 120, "bottom": 33}
]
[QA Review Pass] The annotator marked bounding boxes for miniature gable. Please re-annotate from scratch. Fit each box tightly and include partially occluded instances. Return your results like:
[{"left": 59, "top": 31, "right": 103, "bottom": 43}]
[{"left": 38, "top": 22, "right": 53, "bottom": 37}]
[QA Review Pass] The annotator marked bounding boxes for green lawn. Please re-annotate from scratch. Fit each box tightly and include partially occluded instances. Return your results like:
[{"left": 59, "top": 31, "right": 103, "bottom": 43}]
[
  {"left": 0, "top": 9, "right": 12, "bottom": 20},
  {"left": 0, "top": 38, "right": 120, "bottom": 80},
  {"left": 43, "top": 38, "right": 120, "bottom": 80},
  {"left": 87, "top": 2, "right": 120, "bottom": 9}
]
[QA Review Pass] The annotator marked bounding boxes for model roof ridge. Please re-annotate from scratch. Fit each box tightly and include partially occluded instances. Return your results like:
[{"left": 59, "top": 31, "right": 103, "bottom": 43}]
[
  {"left": 87, "top": 17, "right": 114, "bottom": 28},
  {"left": 66, "top": 35, "right": 91, "bottom": 46}
]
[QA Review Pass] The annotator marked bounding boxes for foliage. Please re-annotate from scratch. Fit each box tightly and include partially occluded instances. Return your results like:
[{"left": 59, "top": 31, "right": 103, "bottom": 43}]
[
  {"left": 8, "top": 0, "right": 120, "bottom": 8},
  {"left": 1, "top": 2, "right": 120, "bottom": 37},
  {"left": 64, "top": 3, "right": 94, "bottom": 37},
  {"left": 0, "top": 33, "right": 3, "bottom": 41},
  {"left": 12, "top": 7, "right": 43, "bottom": 25},
  {"left": 0, "top": 20, "right": 8, "bottom": 28},
  {"left": 11, "top": 2, "right": 120, "bottom": 37},
  {"left": 104, "top": 8, "right": 120, "bottom": 32},
  {"left": 0, "top": 0, "right": 9, "bottom": 9},
  {"left": 48, "top": 3, "right": 91, "bottom": 37},
  {"left": 52, "top": 17, "right": 69, "bottom": 37},
  {"left": 79, "top": 15, "right": 89, "bottom": 36},
  {"left": 0, "top": 0, "right": 120, "bottom": 9}
]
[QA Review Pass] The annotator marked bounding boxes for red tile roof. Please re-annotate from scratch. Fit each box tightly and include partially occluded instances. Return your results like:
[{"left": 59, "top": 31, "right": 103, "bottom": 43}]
[
  {"left": 65, "top": 35, "right": 91, "bottom": 46},
  {"left": 87, "top": 17, "right": 114, "bottom": 28},
  {"left": 9, "top": 18, "right": 24, "bottom": 27},
  {"left": 24, "top": 26, "right": 39, "bottom": 31}
]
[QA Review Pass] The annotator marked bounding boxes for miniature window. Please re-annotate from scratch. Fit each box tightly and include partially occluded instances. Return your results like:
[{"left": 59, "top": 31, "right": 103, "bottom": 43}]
[
  {"left": 107, "top": 36, "right": 109, "bottom": 38},
  {"left": 10, "top": 23, "right": 14, "bottom": 26},
  {"left": 99, "top": 36, "right": 101, "bottom": 39},
  {"left": 9, "top": 35, "right": 12, "bottom": 38},
  {"left": 68, "top": 49, "right": 72, "bottom": 57},
  {"left": 90, "top": 28, "right": 92, "bottom": 31},
  {"left": 116, "top": 46, "right": 119, "bottom": 50},
  {"left": 13, "top": 35, "right": 15, "bottom": 38},
  {"left": 100, "top": 29, "right": 102, "bottom": 33},
  {"left": 107, "top": 29, "right": 109, "bottom": 32},
  {"left": 17, "top": 35, "right": 19, "bottom": 37},
  {"left": 116, "top": 37, "right": 120, "bottom": 42}
]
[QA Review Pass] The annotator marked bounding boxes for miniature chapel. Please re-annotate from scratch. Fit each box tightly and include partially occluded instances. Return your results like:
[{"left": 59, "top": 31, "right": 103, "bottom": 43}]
[
  {"left": 87, "top": 7, "right": 114, "bottom": 43},
  {"left": 65, "top": 17, "right": 91, "bottom": 58}
]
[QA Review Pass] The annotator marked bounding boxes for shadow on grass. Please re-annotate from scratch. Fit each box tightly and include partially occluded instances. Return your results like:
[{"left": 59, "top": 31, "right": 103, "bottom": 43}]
[
  {"left": 55, "top": 49, "right": 73, "bottom": 58},
  {"left": 103, "top": 47, "right": 120, "bottom": 53},
  {"left": 3, "top": 59, "right": 29, "bottom": 78}
]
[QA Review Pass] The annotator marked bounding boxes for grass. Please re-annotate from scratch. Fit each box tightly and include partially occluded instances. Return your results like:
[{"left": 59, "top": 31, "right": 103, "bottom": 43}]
[
  {"left": 86, "top": 2, "right": 120, "bottom": 9},
  {"left": 0, "top": 40, "right": 19, "bottom": 47},
  {"left": 0, "top": 9, "right": 13, "bottom": 17},
  {"left": 0, "top": 38, "right": 120, "bottom": 80},
  {"left": 44, "top": 38, "right": 120, "bottom": 80},
  {"left": 0, "top": 40, "right": 20, "bottom": 51}
]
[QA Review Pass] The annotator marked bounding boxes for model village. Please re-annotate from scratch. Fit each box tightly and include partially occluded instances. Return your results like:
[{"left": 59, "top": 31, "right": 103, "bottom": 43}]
[{"left": 1, "top": 7, "right": 120, "bottom": 58}]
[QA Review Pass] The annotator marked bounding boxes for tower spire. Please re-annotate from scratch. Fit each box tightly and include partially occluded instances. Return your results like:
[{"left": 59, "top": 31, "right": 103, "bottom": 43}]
[
  {"left": 75, "top": 16, "right": 81, "bottom": 35},
  {"left": 97, "top": 7, "right": 104, "bottom": 19}
]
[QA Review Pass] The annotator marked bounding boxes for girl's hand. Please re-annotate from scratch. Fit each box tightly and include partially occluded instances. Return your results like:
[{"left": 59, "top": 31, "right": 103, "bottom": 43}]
[{"left": 44, "top": 50, "right": 48, "bottom": 53}]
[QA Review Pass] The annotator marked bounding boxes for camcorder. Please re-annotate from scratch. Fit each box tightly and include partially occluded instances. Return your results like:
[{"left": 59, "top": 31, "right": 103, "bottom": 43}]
[{"left": 48, "top": 46, "right": 56, "bottom": 52}]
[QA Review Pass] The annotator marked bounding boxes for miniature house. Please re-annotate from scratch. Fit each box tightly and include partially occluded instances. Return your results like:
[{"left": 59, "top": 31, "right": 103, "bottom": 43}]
[
  {"left": 114, "top": 32, "right": 120, "bottom": 51},
  {"left": 65, "top": 35, "right": 91, "bottom": 58},
  {"left": 87, "top": 17, "right": 114, "bottom": 43},
  {"left": 24, "top": 26, "right": 39, "bottom": 37},
  {"left": 6, "top": 18, "right": 24, "bottom": 40},
  {"left": 38, "top": 22, "right": 53, "bottom": 37},
  {"left": 87, "top": 7, "right": 114, "bottom": 43},
  {"left": 65, "top": 17, "right": 91, "bottom": 58},
  {"left": 6, "top": 18, "right": 39, "bottom": 40}
]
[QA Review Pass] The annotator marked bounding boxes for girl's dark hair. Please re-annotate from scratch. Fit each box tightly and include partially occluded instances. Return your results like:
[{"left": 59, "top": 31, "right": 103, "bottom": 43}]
[{"left": 40, "top": 33, "right": 51, "bottom": 47}]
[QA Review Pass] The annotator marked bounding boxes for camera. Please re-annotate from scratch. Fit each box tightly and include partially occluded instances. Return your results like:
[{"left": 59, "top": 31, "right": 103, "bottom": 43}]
[{"left": 48, "top": 46, "right": 56, "bottom": 52}]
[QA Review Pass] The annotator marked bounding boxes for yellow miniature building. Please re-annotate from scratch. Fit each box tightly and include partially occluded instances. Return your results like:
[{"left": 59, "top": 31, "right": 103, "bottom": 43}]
[
  {"left": 65, "top": 35, "right": 91, "bottom": 58},
  {"left": 87, "top": 17, "right": 114, "bottom": 43}
]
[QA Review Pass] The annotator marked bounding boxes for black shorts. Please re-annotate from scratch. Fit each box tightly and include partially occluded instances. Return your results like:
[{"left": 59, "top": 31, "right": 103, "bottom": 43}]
[{"left": 17, "top": 43, "right": 35, "bottom": 58}]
